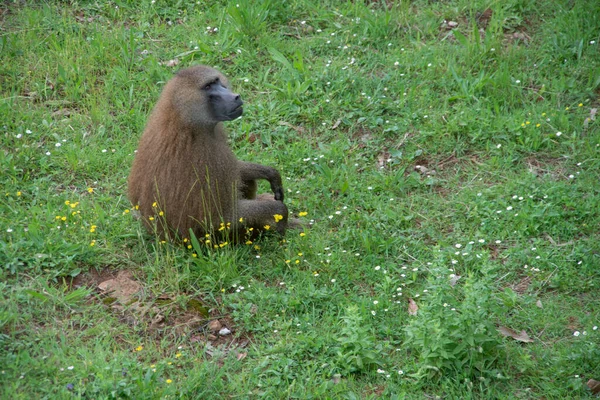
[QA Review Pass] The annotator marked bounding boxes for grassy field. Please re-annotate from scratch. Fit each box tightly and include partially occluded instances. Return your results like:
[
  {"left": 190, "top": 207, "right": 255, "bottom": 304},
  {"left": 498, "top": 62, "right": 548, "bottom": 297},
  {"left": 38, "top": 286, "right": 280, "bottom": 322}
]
[{"left": 1, "top": 0, "right": 600, "bottom": 398}]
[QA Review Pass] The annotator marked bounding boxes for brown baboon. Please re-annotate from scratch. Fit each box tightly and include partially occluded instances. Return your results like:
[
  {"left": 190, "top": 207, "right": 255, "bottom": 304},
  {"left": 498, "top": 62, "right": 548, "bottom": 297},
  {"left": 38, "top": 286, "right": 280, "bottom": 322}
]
[{"left": 128, "top": 65, "right": 288, "bottom": 242}]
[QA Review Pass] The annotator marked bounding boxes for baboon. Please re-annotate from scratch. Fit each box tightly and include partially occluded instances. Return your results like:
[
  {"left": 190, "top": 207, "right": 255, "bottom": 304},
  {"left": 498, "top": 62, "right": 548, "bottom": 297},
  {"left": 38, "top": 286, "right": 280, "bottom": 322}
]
[{"left": 127, "top": 65, "right": 288, "bottom": 242}]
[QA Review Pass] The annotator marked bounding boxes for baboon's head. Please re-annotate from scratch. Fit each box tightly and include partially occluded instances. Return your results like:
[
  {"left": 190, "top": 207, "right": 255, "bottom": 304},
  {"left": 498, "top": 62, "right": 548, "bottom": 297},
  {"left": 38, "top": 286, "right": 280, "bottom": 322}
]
[{"left": 172, "top": 65, "right": 244, "bottom": 127}]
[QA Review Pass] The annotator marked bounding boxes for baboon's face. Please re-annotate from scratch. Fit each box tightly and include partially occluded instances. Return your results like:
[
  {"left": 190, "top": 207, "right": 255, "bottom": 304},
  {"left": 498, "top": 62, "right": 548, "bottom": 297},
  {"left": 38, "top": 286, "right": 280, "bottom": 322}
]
[
  {"left": 174, "top": 66, "right": 243, "bottom": 126},
  {"left": 204, "top": 76, "right": 244, "bottom": 121}
]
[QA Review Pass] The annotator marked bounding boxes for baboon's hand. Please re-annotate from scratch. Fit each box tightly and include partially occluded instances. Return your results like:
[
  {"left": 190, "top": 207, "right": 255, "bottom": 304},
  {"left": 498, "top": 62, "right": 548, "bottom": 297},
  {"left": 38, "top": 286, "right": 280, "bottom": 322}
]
[
  {"left": 271, "top": 181, "right": 284, "bottom": 202},
  {"left": 269, "top": 170, "right": 284, "bottom": 201}
]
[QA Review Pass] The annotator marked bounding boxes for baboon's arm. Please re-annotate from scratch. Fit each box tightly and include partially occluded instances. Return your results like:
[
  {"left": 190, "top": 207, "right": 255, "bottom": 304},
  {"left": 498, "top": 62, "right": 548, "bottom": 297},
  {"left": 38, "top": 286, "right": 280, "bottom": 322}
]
[{"left": 238, "top": 161, "right": 284, "bottom": 201}]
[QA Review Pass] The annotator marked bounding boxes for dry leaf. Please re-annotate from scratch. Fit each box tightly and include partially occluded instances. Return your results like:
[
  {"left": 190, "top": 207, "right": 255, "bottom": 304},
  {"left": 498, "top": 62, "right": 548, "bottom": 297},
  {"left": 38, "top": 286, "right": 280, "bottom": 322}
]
[
  {"left": 331, "top": 119, "right": 342, "bottom": 130},
  {"left": 377, "top": 151, "right": 390, "bottom": 168},
  {"left": 278, "top": 121, "right": 306, "bottom": 134},
  {"left": 449, "top": 274, "right": 461, "bottom": 287},
  {"left": 514, "top": 276, "right": 531, "bottom": 294},
  {"left": 408, "top": 298, "right": 418, "bottom": 316},
  {"left": 236, "top": 352, "right": 247, "bottom": 361},
  {"left": 165, "top": 59, "right": 179, "bottom": 67},
  {"left": 587, "top": 379, "right": 600, "bottom": 394},
  {"left": 208, "top": 319, "right": 222, "bottom": 333},
  {"left": 414, "top": 165, "right": 429, "bottom": 174},
  {"left": 498, "top": 326, "right": 534, "bottom": 343},
  {"left": 536, "top": 299, "right": 543, "bottom": 308}
]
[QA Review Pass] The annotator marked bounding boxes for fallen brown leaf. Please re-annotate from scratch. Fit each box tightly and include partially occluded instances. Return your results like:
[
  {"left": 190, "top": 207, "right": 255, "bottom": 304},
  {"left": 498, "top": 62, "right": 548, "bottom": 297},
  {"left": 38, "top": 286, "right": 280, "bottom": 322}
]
[
  {"left": 208, "top": 319, "right": 222, "bottom": 333},
  {"left": 587, "top": 379, "right": 600, "bottom": 394},
  {"left": 513, "top": 276, "right": 531, "bottom": 294},
  {"left": 408, "top": 298, "right": 418, "bottom": 316},
  {"left": 236, "top": 352, "right": 247, "bottom": 361},
  {"left": 278, "top": 121, "right": 306, "bottom": 134},
  {"left": 498, "top": 326, "right": 534, "bottom": 343}
]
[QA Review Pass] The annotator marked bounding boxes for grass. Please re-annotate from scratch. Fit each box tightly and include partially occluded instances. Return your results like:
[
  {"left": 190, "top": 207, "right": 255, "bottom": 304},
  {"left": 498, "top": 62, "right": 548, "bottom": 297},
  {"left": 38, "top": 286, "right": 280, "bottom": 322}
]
[{"left": 1, "top": 0, "right": 599, "bottom": 398}]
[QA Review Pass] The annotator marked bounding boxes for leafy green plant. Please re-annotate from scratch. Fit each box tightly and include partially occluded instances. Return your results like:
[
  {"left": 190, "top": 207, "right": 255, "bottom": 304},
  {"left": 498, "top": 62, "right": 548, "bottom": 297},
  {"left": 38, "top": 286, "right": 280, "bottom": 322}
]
[
  {"left": 404, "top": 265, "right": 503, "bottom": 381},
  {"left": 334, "top": 305, "right": 385, "bottom": 375}
]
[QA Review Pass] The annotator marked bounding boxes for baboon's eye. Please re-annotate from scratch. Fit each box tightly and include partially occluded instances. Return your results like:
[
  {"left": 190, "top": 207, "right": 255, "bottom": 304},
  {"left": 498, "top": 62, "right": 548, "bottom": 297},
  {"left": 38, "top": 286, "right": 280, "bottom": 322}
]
[{"left": 202, "top": 78, "right": 220, "bottom": 91}]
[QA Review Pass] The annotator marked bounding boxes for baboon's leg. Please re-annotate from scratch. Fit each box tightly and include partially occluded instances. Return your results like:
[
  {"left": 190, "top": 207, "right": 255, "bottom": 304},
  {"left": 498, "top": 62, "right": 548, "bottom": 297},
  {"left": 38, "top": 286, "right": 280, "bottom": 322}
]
[
  {"left": 239, "top": 178, "right": 258, "bottom": 200},
  {"left": 236, "top": 198, "right": 288, "bottom": 237}
]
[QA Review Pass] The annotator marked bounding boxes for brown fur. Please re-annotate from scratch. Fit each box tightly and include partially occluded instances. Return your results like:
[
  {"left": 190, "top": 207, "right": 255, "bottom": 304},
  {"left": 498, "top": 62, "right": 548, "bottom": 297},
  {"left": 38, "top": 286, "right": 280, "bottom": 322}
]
[{"left": 128, "top": 65, "right": 288, "bottom": 241}]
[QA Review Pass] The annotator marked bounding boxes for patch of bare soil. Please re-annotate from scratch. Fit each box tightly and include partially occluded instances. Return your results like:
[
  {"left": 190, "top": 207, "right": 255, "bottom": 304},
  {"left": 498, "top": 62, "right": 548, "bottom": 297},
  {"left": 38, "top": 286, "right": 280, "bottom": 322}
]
[
  {"left": 61, "top": 268, "right": 249, "bottom": 356},
  {"left": 410, "top": 152, "right": 482, "bottom": 178},
  {"left": 524, "top": 156, "right": 568, "bottom": 180}
]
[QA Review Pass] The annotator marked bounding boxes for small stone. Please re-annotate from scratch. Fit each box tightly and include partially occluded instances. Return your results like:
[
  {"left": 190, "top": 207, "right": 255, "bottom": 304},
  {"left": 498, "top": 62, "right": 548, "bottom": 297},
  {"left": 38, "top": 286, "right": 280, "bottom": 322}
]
[
  {"left": 218, "top": 327, "right": 232, "bottom": 336},
  {"left": 447, "top": 21, "right": 458, "bottom": 28}
]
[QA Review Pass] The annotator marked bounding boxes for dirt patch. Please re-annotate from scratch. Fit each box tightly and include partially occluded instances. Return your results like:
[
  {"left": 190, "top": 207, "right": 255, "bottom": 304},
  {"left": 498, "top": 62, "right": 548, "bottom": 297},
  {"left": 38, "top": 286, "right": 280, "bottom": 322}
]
[
  {"left": 524, "top": 156, "right": 568, "bottom": 179},
  {"left": 60, "top": 268, "right": 249, "bottom": 355},
  {"left": 410, "top": 152, "right": 482, "bottom": 177}
]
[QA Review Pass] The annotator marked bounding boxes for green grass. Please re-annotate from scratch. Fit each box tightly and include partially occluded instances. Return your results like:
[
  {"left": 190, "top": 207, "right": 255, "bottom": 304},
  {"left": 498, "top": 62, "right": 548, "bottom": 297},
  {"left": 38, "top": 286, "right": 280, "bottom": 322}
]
[{"left": 1, "top": 0, "right": 599, "bottom": 398}]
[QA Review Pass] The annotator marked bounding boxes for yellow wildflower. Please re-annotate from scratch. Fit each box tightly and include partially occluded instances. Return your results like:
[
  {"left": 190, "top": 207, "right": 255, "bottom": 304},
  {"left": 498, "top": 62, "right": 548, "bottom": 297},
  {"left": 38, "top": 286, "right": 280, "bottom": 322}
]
[
  {"left": 273, "top": 214, "right": 283, "bottom": 223},
  {"left": 87, "top": 187, "right": 94, "bottom": 193},
  {"left": 166, "top": 379, "right": 172, "bottom": 384},
  {"left": 298, "top": 211, "right": 308, "bottom": 217},
  {"left": 16, "top": 191, "right": 22, "bottom": 196},
  {"left": 264, "top": 225, "right": 270, "bottom": 230},
  {"left": 135, "top": 345, "right": 143, "bottom": 352},
  {"left": 300, "top": 232, "right": 306, "bottom": 237},
  {"left": 158, "top": 211, "right": 164, "bottom": 216}
]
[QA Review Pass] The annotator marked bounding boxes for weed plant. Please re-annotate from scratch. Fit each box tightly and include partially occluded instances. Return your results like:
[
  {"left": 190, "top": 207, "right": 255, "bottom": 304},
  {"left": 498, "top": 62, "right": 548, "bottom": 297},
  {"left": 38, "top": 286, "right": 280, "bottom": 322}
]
[{"left": 1, "top": 0, "right": 599, "bottom": 398}]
